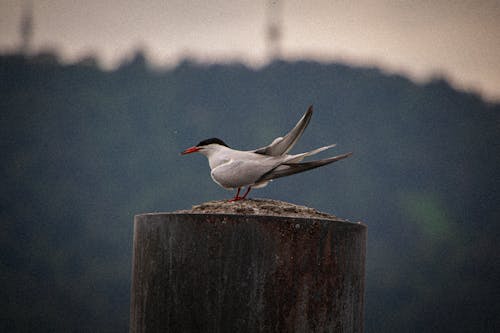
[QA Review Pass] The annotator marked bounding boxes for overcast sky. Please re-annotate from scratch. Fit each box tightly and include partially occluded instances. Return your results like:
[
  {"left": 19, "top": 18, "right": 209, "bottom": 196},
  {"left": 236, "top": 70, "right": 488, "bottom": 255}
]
[{"left": 1, "top": 0, "right": 499, "bottom": 101}]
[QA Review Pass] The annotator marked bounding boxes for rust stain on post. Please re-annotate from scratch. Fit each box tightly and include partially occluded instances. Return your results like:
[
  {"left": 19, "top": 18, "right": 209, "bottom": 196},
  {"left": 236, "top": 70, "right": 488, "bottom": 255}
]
[{"left": 130, "top": 199, "right": 366, "bottom": 333}]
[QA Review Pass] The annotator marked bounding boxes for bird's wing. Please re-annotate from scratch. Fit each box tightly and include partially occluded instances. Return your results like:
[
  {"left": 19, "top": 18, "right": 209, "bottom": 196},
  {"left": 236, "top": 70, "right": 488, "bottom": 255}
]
[
  {"left": 253, "top": 105, "right": 313, "bottom": 156},
  {"left": 255, "top": 152, "right": 353, "bottom": 183},
  {"left": 211, "top": 153, "right": 286, "bottom": 188}
]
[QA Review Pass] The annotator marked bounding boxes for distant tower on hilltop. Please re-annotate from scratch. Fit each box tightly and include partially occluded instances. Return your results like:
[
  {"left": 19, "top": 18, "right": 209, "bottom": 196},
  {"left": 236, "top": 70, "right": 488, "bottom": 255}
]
[
  {"left": 266, "top": 0, "right": 283, "bottom": 60},
  {"left": 19, "top": 0, "right": 34, "bottom": 55}
]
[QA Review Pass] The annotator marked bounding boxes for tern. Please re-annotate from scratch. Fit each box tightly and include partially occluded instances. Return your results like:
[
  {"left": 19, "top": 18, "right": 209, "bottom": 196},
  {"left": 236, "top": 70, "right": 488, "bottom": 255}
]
[{"left": 181, "top": 106, "right": 352, "bottom": 201}]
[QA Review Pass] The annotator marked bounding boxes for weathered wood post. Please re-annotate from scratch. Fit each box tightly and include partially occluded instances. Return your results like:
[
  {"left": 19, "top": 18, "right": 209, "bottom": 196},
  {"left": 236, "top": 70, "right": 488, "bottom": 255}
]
[{"left": 130, "top": 199, "right": 366, "bottom": 333}]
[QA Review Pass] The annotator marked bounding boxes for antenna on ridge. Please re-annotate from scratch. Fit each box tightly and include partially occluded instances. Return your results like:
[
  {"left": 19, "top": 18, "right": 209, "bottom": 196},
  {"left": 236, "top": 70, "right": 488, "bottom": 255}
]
[
  {"left": 265, "top": 0, "right": 283, "bottom": 61},
  {"left": 19, "top": 0, "right": 34, "bottom": 55}
]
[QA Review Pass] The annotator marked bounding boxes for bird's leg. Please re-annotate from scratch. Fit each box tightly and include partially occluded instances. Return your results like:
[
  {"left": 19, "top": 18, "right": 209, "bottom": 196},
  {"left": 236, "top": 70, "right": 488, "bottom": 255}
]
[
  {"left": 229, "top": 187, "right": 241, "bottom": 201},
  {"left": 241, "top": 186, "right": 252, "bottom": 199}
]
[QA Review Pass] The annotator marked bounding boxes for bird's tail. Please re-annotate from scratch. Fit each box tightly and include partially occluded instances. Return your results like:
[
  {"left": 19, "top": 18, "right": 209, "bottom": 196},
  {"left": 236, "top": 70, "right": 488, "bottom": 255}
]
[
  {"left": 256, "top": 152, "right": 353, "bottom": 183},
  {"left": 285, "top": 144, "right": 337, "bottom": 163}
]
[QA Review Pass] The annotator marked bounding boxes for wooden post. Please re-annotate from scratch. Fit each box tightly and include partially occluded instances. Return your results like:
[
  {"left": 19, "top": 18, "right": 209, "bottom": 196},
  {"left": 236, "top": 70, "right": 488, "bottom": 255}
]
[{"left": 130, "top": 201, "right": 366, "bottom": 332}]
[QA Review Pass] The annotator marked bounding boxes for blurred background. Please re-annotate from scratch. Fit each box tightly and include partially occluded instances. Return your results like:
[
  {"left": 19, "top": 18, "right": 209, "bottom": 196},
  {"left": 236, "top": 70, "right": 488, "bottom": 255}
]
[{"left": 1, "top": 1, "right": 499, "bottom": 332}]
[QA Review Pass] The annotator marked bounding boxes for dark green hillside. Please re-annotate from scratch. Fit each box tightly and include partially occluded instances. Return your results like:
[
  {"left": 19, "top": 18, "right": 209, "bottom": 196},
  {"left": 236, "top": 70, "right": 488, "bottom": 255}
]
[{"left": 1, "top": 52, "right": 499, "bottom": 332}]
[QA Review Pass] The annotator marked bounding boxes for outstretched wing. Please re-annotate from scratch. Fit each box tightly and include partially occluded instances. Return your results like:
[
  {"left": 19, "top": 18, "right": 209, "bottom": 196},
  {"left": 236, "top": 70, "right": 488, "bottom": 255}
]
[
  {"left": 253, "top": 105, "right": 313, "bottom": 156},
  {"left": 256, "top": 152, "right": 353, "bottom": 183}
]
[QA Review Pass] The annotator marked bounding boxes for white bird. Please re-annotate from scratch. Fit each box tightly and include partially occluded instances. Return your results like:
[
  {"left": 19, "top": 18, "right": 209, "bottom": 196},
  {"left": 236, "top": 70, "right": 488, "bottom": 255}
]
[{"left": 181, "top": 106, "right": 352, "bottom": 201}]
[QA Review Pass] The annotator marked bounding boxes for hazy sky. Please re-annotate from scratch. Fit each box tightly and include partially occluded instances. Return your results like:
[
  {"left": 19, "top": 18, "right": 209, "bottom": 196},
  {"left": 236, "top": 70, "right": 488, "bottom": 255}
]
[{"left": 1, "top": 0, "right": 500, "bottom": 101}]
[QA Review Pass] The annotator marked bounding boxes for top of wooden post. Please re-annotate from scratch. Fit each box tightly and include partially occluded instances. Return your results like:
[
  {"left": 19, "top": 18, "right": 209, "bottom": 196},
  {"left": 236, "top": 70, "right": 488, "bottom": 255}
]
[{"left": 140, "top": 198, "right": 363, "bottom": 225}]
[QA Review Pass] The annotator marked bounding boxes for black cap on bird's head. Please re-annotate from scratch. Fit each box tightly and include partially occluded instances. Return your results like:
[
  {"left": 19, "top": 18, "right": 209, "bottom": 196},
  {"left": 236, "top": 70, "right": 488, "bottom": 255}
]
[
  {"left": 181, "top": 137, "right": 229, "bottom": 155},
  {"left": 196, "top": 138, "right": 228, "bottom": 147}
]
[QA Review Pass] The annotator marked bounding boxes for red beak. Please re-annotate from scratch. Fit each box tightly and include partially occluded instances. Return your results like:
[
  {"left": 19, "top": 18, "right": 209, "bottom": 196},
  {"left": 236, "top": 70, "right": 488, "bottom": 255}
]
[{"left": 181, "top": 146, "right": 200, "bottom": 155}]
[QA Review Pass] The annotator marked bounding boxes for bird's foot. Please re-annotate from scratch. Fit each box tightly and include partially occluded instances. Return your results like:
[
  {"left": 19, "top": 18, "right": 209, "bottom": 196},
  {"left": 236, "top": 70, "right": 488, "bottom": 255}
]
[
  {"left": 228, "top": 187, "right": 244, "bottom": 202},
  {"left": 228, "top": 186, "right": 251, "bottom": 202}
]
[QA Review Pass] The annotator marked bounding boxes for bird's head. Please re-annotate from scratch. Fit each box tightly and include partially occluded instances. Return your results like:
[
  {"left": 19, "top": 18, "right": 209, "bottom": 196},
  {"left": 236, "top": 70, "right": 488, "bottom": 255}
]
[{"left": 181, "top": 138, "right": 229, "bottom": 156}]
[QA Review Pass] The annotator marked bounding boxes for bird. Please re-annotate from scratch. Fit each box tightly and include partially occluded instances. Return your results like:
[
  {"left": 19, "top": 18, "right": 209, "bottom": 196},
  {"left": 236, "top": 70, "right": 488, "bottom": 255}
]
[{"left": 181, "top": 105, "right": 352, "bottom": 201}]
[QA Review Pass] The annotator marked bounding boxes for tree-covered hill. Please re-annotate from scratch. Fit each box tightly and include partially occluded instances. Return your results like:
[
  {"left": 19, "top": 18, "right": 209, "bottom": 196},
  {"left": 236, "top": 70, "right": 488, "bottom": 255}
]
[{"left": 1, "top": 52, "right": 499, "bottom": 332}]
